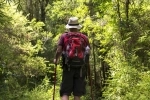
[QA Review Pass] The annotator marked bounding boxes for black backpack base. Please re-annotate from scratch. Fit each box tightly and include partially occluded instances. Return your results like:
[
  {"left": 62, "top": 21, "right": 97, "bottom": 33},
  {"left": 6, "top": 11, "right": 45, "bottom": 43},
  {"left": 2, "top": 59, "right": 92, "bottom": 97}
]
[{"left": 66, "top": 57, "right": 85, "bottom": 68}]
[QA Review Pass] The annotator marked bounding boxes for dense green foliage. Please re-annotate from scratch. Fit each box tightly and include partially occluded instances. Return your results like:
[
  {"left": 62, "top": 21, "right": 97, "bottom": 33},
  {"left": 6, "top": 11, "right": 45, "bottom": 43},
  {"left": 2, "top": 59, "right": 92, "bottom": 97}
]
[{"left": 0, "top": 0, "right": 150, "bottom": 100}]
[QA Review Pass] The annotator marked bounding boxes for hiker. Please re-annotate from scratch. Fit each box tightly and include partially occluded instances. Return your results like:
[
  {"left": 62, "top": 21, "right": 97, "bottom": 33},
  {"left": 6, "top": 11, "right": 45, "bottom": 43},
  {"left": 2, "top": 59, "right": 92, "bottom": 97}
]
[{"left": 53, "top": 17, "right": 90, "bottom": 100}]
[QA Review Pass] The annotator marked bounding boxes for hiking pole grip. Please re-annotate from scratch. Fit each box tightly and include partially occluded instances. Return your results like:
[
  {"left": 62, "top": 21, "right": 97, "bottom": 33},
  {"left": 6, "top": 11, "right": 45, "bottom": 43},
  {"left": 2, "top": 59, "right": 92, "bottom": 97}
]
[{"left": 53, "top": 64, "right": 57, "bottom": 100}]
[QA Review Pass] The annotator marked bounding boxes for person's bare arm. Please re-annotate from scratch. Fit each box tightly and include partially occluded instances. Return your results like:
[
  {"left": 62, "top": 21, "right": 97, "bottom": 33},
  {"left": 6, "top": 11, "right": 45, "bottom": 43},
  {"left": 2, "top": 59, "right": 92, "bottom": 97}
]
[{"left": 53, "top": 45, "right": 62, "bottom": 65}]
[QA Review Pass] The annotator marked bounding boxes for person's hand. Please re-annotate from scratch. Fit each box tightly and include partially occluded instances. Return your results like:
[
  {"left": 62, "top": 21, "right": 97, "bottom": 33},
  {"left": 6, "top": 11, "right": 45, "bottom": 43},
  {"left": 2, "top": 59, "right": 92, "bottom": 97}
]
[{"left": 53, "top": 59, "right": 58, "bottom": 65}]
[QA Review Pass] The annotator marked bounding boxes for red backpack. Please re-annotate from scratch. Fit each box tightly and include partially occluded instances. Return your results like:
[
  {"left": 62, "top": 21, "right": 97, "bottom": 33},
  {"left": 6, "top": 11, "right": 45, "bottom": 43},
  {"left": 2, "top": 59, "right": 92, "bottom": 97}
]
[{"left": 63, "top": 32, "right": 88, "bottom": 68}]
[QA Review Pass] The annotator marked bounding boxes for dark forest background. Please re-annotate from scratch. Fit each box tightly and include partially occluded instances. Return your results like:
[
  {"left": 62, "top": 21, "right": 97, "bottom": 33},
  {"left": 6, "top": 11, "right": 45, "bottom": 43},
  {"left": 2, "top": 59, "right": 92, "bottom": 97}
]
[{"left": 0, "top": 0, "right": 150, "bottom": 100}]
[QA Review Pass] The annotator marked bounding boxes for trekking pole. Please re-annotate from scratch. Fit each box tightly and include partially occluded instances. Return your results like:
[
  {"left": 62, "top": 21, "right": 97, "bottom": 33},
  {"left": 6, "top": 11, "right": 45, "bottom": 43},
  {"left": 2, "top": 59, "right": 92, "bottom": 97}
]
[
  {"left": 53, "top": 64, "right": 57, "bottom": 100},
  {"left": 88, "top": 63, "right": 94, "bottom": 100}
]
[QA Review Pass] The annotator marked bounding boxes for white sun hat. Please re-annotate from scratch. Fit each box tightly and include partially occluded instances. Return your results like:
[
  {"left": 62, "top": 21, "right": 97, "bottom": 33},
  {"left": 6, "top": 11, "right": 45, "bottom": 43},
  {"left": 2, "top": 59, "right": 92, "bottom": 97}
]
[{"left": 65, "top": 17, "right": 82, "bottom": 29}]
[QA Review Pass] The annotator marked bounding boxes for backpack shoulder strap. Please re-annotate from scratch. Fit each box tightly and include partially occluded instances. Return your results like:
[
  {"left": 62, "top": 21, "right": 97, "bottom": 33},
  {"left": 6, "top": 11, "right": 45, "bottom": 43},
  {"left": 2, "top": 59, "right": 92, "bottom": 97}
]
[{"left": 78, "top": 32, "right": 89, "bottom": 46}]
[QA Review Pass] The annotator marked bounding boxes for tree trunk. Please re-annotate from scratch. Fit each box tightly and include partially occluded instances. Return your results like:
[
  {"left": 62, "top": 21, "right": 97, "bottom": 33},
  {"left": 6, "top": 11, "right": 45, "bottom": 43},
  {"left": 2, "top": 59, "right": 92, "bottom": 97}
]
[
  {"left": 28, "top": 0, "right": 33, "bottom": 20},
  {"left": 40, "top": 0, "right": 46, "bottom": 23}
]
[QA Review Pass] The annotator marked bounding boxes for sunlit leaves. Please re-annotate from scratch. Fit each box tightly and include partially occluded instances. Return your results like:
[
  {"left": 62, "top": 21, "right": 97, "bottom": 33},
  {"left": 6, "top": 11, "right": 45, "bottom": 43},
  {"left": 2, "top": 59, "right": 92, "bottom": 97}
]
[
  {"left": 72, "top": 4, "right": 89, "bottom": 18},
  {"left": 103, "top": 0, "right": 150, "bottom": 100},
  {"left": 0, "top": 3, "right": 49, "bottom": 99}
]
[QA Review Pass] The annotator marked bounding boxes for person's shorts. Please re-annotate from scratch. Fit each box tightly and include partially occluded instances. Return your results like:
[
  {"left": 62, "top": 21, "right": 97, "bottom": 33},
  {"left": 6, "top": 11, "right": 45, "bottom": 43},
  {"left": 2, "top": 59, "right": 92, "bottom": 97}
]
[{"left": 60, "top": 67, "right": 86, "bottom": 97}]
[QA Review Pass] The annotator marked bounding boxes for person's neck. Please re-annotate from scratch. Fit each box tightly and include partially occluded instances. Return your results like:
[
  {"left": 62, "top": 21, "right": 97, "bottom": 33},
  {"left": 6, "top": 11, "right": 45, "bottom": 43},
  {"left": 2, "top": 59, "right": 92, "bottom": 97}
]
[
  {"left": 69, "top": 31, "right": 78, "bottom": 32},
  {"left": 69, "top": 28, "right": 78, "bottom": 32}
]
